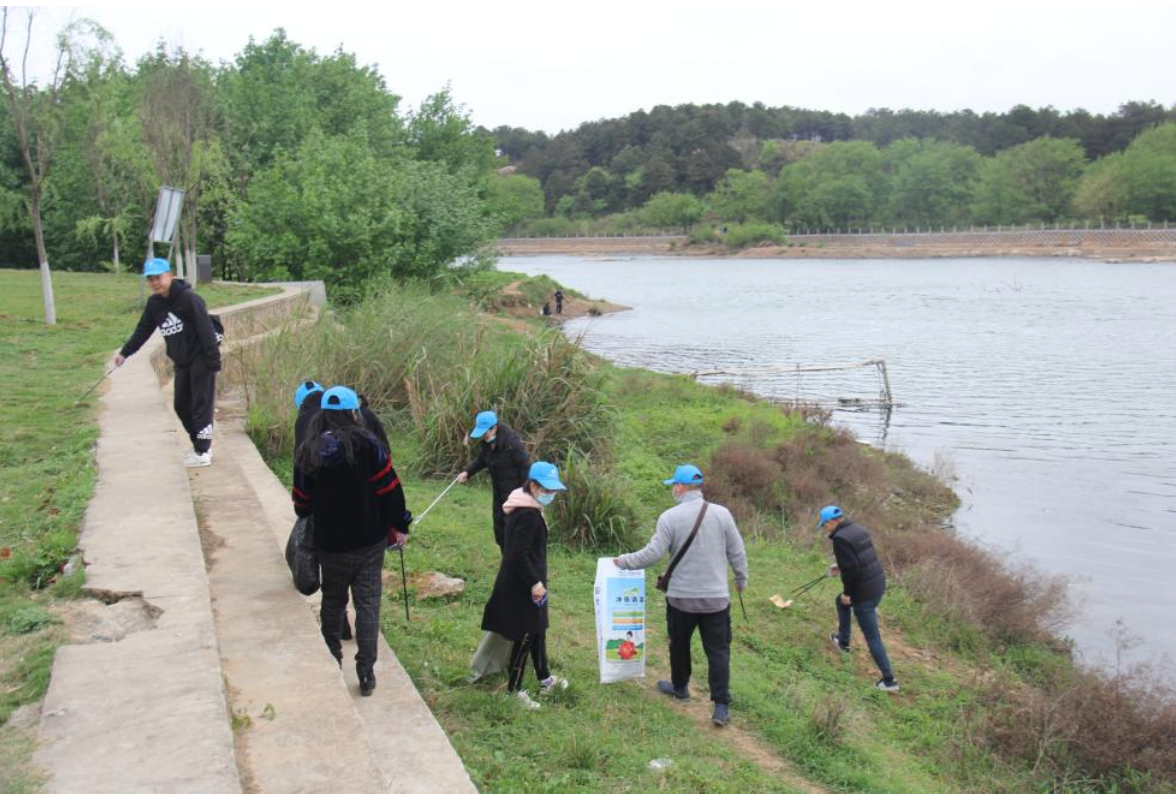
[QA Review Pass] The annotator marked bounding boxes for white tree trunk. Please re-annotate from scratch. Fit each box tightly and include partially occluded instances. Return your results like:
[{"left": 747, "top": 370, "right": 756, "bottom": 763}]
[
  {"left": 112, "top": 229, "right": 120, "bottom": 275},
  {"left": 39, "top": 259, "right": 56, "bottom": 325}
]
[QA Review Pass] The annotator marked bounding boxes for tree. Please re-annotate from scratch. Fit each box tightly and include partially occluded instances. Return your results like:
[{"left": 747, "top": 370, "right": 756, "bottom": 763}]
[
  {"left": 138, "top": 46, "right": 217, "bottom": 283},
  {"left": 882, "top": 138, "right": 982, "bottom": 227},
  {"left": 227, "top": 128, "right": 492, "bottom": 297},
  {"left": 0, "top": 10, "right": 107, "bottom": 323},
  {"left": 485, "top": 172, "right": 543, "bottom": 232},
  {"left": 707, "top": 168, "right": 772, "bottom": 223},
  {"left": 639, "top": 191, "right": 703, "bottom": 233},
  {"left": 1117, "top": 123, "right": 1176, "bottom": 221},
  {"left": 776, "top": 141, "right": 884, "bottom": 228},
  {"left": 69, "top": 51, "right": 153, "bottom": 273},
  {"left": 1074, "top": 153, "right": 1127, "bottom": 222},
  {"left": 972, "top": 137, "right": 1086, "bottom": 224},
  {"left": 407, "top": 87, "right": 496, "bottom": 178}
]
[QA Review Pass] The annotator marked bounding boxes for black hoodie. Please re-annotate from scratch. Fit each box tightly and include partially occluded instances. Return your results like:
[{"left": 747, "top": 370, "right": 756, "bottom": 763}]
[{"left": 120, "top": 279, "right": 221, "bottom": 371}]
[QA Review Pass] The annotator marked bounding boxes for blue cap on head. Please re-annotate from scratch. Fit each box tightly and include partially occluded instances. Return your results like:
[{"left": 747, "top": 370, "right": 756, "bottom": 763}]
[
  {"left": 469, "top": 410, "right": 498, "bottom": 440},
  {"left": 143, "top": 258, "right": 171, "bottom": 277},
  {"left": 817, "top": 506, "right": 845, "bottom": 529},
  {"left": 528, "top": 461, "right": 566, "bottom": 491},
  {"left": 321, "top": 385, "right": 360, "bottom": 411},
  {"left": 294, "top": 380, "right": 324, "bottom": 409},
  {"left": 663, "top": 464, "right": 704, "bottom": 486}
]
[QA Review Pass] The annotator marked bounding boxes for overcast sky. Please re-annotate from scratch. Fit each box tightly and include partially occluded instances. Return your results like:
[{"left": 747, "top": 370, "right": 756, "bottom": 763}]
[{"left": 34, "top": 1, "right": 1176, "bottom": 133}]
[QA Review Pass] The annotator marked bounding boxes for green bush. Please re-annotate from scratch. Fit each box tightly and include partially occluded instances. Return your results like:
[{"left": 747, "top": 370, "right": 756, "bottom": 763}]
[
  {"left": 723, "top": 222, "right": 789, "bottom": 248},
  {"left": 0, "top": 532, "right": 75, "bottom": 590},
  {"left": 688, "top": 227, "right": 720, "bottom": 244},
  {"left": 545, "top": 449, "right": 639, "bottom": 552}
]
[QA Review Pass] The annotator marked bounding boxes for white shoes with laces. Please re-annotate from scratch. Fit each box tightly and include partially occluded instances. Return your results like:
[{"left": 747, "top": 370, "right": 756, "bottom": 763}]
[{"left": 183, "top": 451, "right": 212, "bottom": 468}]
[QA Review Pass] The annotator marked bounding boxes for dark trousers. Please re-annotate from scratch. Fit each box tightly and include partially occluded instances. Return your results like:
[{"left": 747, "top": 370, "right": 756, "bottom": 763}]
[
  {"left": 666, "top": 602, "right": 732, "bottom": 705},
  {"left": 836, "top": 594, "right": 894, "bottom": 682},
  {"left": 492, "top": 506, "right": 505, "bottom": 552},
  {"left": 174, "top": 362, "right": 216, "bottom": 454},
  {"left": 318, "top": 542, "right": 385, "bottom": 675},
  {"left": 507, "top": 631, "right": 550, "bottom": 692}
]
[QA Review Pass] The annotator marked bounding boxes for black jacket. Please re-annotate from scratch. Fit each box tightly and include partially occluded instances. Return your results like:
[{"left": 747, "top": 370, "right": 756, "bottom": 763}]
[
  {"left": 481, "top": 505, "right": 549, "bottom": 641},
  {"left": 120, "top": 279, "right": 221, "bottom": 371},
  {"left": 463, "top": 424, "right": 530, "bottom": 513},
  {"left": 291, "top": 430, "right": 407, "bottom": 553},
  {"left": 830, "top": 519, "right": 886, "bottom": 602}
]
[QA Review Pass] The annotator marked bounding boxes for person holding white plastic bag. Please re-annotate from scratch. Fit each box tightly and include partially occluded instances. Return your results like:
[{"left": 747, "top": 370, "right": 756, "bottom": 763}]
[{"left": 614, "top": 464, "right": 748, "bottom": 727}]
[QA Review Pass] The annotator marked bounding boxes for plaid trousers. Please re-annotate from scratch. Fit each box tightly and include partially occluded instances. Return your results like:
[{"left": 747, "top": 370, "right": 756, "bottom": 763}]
[{"left": 318, "top": 541, "right": 385, "bottom": 674}]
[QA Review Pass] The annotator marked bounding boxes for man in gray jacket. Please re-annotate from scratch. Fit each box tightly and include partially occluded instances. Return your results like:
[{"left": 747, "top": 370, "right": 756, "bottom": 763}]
[{"left": 614, "top": 464, "right": 748, "bottom": 727}]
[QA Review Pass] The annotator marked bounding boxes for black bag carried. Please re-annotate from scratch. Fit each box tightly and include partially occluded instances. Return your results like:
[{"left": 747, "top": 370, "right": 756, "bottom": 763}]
[
  {"left": 285, "top": 517, "right": 320, "bottom": 595},
  {"left": 655, "top": 502, "right": 709, "bottom": 592}
]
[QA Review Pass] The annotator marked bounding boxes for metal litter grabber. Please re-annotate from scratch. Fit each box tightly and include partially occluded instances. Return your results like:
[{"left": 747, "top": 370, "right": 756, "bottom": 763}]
[
  {"left": 389, "top": 476, "right": 462, "bottom": 623},
  {"left": 770, "top": 573, "right": 829, "bottom": 609},
  {"left": 76, "top": 363, "right": 119, "bottom": 405}
]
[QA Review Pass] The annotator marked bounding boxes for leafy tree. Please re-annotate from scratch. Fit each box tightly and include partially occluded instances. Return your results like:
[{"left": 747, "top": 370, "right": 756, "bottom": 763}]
[
  {"left": 972, "top": 137, "right": 1086, "bottom": 224},
  {"left": 776, "top": 141, "right": 884, "bottom": 228},
  {"left": 1074, "top": 153, "right": 1127, "bottom": 222},
  {"left": 485, "top": 172, "right": 544, "bottom": 232},
  {"left": 1117, "top": 123, "right": 1176, "bottom": 221},
  {"left": 639, "top": 191, "right": 704, "bottom": 233},
  {"left": 706, "top": 168, "right": 772, "bottom": 223},
  {"left": 407, "top": 88, "right": 496, "bottom": 178},
  {"left": 882, "top": 138, "right": 982, "bottom": 227}
]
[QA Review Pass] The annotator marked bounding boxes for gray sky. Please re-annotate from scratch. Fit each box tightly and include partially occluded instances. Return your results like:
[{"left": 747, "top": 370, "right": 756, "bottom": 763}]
[{"left": 49, "top": 0, "right": 1176, "bottom": 133}]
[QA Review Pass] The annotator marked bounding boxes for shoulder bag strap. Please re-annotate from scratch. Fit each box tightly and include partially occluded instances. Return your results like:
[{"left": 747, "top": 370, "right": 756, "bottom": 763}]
[{"left": 663, "top": 502, "right": 709, "bottom": 586}]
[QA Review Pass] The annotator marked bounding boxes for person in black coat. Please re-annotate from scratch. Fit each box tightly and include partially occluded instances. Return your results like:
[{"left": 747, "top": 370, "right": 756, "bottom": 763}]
[
  {"left": 456, "top": 410, "right": 531, "bottom": 552},
  {"left": 293, "top": 379, "right": 390, "bottom": 643},
  {"left": 292, "top": 386, "right": 410, "bottom": 697},
  {"left": 818, "top": 506, "right": 899, "bottom": 692},
  {"left": 481, "top": 461, "right": 568, "bottom": 708}
]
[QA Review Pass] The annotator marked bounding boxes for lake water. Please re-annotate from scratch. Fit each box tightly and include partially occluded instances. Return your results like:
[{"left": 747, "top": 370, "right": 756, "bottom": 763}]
[{"left": 505, "top": 255, "right": 1176, "bottom": 670}]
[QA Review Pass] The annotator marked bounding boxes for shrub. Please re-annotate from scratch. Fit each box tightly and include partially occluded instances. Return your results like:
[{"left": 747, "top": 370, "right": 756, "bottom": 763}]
[
  {"left": 545, "top": 449, "right": 639, "bottom": 552},
  {"left": 2, "top": 605, "right": 61, "bottom": 635},
  {"left": 724, "top": 222, "right": 788, "bottom": 249},
  {"left": 704, "top": 442, "right": 785, "bottom": 538}
]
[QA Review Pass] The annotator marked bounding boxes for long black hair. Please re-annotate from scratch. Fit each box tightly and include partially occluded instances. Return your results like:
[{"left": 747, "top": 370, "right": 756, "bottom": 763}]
[{"left": 294, "top": 408, "right": 376, "bottom": 474}]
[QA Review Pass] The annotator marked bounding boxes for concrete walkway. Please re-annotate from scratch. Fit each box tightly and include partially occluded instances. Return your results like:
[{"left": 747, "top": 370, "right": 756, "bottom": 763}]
[
  {"left": 34, "top": 335, "right": 239, "bottom": 792},
  {"left": 34, "top": 285, "right": 476, "bottom": 793}
]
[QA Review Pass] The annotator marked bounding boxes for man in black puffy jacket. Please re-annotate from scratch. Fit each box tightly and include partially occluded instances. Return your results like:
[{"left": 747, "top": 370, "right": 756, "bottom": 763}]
[
  {"left": 115, "top": 258, "right": 222, "bottom": 468},
  {"left": 456, "top": 410, "right": 531, "bottom": 552},
  {"left": 819, "top": 506, "right": 900, "bottom": 692}
]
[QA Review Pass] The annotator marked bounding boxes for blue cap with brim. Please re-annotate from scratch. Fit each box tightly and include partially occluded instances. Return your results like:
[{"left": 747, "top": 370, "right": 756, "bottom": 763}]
[
  {"left": 529, "top": 461, "right": 566, "bottom": 491},
  {"left": 295, "top": 380, "right": 324, "bottom": 409},
  {"left": 469, "top": 410, "right": 498, "bottom": 440},
  {"left": 143, "top": 258, "right": 171, "bottom": 277},
  {"left": 321, "top": 385, "right": 360, "bottom": 411},
  {"left": 663, "top": 464, "right": 704, "bottom": 486},
  {"left": 817, "top": 505, "right": 844, "bottom": 529}
]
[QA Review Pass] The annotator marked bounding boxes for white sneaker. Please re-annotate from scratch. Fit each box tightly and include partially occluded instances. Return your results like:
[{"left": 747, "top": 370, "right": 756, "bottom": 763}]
[
  {"left": 183, "top": 451, "right": 212, "bottom": 468},
  {"left": 539, "top": 675, "right": 568, "bottom": 695},
  {"left": 875, "top": 678, "right": 901, "bottom": 693},
  {"left": 516, "top": 690, "right": 540, "bottom": 710}
]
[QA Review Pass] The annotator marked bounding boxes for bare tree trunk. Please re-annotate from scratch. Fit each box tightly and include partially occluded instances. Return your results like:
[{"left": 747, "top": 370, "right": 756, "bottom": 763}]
[
  {"left": 173, "top": 226, "right": 185, "bottom": 281},
  {"left": 186, "top": 208, "right": 198, "bottom": 287},
  {"left": 112, "top": 228, "right": 120, "bottom": 275},
  {"left": 29, "top": 190, "right": 56, "bottom": 325}
]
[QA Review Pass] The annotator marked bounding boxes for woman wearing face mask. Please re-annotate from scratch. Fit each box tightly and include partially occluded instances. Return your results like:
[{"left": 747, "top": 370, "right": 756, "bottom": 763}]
[{"left": 479, "top": 461, "right": 568, "bottom": 708}]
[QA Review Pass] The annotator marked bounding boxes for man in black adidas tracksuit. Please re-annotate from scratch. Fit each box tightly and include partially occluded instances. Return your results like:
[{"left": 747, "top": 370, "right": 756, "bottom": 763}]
[{"left": 116, "top": 258, "right": 222, "bottom": 468}]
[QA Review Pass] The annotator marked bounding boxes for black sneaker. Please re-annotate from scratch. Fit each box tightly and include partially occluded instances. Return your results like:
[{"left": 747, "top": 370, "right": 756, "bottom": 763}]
[
  {"left": 359, "top": 672, "right": 377, "bottom": 697},
  {"left": 712, "top": 702, "right": 730, "bottom": 727},
  {"left": 656, "top": 679, "right": 690, "bottom": 700},
  {"left": 875, "top": 678, "right": 901, "bottom": 693},
  {"left": 829, "top": 632, "right": 850, "bottom": 654}
]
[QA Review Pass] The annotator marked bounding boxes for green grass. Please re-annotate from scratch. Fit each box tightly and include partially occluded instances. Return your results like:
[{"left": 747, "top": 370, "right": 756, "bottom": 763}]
[{"left": 0, "top": 269, "right": 276, "bottom": 786}]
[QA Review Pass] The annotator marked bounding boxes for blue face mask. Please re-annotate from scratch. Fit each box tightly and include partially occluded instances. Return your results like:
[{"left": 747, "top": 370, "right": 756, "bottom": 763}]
[{"left": 537, "top": 492, "right": 556, "bottom": 506}]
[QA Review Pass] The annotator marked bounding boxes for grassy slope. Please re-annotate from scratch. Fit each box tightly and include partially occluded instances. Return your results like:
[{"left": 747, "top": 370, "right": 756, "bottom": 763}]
[{"left": 241, "top": 280, "right": 1065, "bottom": 792}]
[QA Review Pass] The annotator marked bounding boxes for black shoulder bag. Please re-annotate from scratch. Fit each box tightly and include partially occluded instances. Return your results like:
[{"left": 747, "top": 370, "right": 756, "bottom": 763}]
[{"left": 655, "top": 502, "right": 709, "bottom": 592}]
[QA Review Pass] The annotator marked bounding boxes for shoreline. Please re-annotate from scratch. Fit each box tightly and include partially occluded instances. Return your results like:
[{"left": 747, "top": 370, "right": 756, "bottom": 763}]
[{"left": 496, "top": 238, "right": 1176, "bottom": 263}]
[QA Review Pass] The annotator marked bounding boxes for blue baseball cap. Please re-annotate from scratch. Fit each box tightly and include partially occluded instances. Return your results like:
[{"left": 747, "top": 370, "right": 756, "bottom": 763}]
[
  {"left": 321, "top": 385, "right": 360, "bottom": 411},
  {"left": 817, "top": 506, "right": 845, "bottom": 529},
  {"left": 469, "top": 410, "right": 498, "bottom": 440},
  {"left": 529, "top": 461, "right": 567, "bottom": 491},
  {"left": 143, "top": 258, "right": 171, "bottom": 277},
  {"left": 294, "top": 380, "right": 324, "bottom": 409},
  {"left": 663, "top": 464, "right": 704, "bottom": 486}
]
